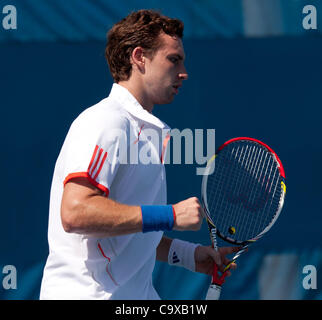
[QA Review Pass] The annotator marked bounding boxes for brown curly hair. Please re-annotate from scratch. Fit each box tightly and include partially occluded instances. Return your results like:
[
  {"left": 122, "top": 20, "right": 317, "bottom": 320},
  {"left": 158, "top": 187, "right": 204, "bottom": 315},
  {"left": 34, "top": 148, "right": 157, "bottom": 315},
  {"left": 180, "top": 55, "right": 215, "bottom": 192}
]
[{"left": 105, "top": 10, "right": 184, "bottom": 83}]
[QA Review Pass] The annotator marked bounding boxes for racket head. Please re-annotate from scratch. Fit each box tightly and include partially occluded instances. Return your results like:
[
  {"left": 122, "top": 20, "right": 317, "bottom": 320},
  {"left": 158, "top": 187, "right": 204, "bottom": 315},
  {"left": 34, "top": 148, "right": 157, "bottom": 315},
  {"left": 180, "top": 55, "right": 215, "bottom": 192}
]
[{"left": 201, "top": 137, "right": 286, "bottom": 245}]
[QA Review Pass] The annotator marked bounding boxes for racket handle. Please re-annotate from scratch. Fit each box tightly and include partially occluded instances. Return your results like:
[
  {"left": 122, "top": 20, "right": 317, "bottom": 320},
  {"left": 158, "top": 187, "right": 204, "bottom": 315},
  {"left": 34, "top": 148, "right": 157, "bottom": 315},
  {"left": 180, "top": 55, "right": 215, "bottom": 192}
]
[{"left": 206, "top": 284, "right": 222, "bottom": 300}]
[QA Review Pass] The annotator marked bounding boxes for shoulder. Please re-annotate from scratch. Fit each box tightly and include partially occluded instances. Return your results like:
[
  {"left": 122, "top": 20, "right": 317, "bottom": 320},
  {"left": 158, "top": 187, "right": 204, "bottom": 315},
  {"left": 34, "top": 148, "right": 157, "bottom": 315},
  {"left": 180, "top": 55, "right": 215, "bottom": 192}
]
[{"left": 72, "top": 97, "right": 130, "bottom": 133}]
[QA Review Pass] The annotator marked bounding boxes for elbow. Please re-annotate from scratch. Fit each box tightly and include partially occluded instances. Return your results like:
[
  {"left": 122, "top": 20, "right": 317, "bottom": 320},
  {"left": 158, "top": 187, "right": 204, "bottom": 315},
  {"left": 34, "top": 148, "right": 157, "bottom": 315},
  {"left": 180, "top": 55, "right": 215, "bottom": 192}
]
[
  {"left": 61, "top": 214, "right": 74, "bottom": 233},
  {"left": 61, "top": 199, "right": 83, "bottom": 233},
  {"left": 61, "top": 208, "right": 76, "bottom": 233}
]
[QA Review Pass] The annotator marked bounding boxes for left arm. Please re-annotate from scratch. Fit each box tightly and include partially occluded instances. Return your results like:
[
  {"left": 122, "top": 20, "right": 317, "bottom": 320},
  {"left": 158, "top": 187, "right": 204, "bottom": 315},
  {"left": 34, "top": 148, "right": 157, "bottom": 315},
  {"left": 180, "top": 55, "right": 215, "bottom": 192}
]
[
  {"left": 156, "top": 236, "right": 173, "bottom": 263},
  {"left": 156, "top": 235, "right": 239, "bottom": 276}
]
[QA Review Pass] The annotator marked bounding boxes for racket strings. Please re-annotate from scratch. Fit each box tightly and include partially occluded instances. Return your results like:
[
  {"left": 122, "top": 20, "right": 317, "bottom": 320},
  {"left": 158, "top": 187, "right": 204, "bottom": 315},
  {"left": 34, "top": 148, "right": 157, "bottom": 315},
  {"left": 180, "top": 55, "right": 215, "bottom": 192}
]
[
  {"left": 253, "top": 163, "right": 279, "bottom": 231},
  {"left": 229, "top": 145, "right": 263, "bottom": 240},
  {"left": 206, "top": 140, "right": 282, "bottom": 242},
  {"left": 209, "top": 144, "right": 251, "bottom": 237},
  {"left": 207, "top": 146, "right": 243, "bottom": 237},
  {"left": 241, "top": 148, "right": 272, "bottom": 237},
  {"left": 208, "top": 145, "right": 240, "bottom": 233},
  {"left": 245, "top": 155, "right": 279, "bottom": 240},
  {"left": 229, "top": 144, "right": 263, "bottom": 237},
  {"left": 218, "top": 145, "right": 250, "bottom": 237}
]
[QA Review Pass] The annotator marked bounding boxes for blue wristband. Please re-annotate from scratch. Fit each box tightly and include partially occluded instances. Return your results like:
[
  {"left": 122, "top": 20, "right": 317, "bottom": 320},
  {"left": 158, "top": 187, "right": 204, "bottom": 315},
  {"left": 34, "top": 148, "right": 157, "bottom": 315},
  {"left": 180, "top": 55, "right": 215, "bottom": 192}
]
[{"left": 141, "top": 205, "right": 175, "bottom": 233}]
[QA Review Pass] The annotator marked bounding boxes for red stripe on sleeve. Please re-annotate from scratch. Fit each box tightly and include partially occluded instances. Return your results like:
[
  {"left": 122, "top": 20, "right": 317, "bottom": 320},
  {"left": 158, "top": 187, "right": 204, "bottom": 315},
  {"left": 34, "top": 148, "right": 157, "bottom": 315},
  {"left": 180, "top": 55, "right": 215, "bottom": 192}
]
[
  {"left": 89, "top": 148, "right": 103, "bottom": 176},
  {"left": 93, "top": 151, "right": 108, "bottom": 181},
  {"left": 88, "top": 145, "right": 99, "bottom": 172}
]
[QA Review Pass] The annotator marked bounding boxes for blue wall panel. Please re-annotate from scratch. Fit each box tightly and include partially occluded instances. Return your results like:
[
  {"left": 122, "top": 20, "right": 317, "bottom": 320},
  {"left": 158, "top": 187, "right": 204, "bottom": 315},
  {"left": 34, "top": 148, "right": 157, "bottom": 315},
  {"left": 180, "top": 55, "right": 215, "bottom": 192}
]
[{"left": 1, "top": 36, "right": 321, "bottom": 299}]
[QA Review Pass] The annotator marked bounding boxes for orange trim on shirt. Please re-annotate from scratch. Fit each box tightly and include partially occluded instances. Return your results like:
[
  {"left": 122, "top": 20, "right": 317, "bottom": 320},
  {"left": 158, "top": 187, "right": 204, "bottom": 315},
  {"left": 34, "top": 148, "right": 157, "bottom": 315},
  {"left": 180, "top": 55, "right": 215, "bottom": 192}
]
[
  {"left": 63, "top": 172, "right": 109, "bottom": 197},
  {"left": 160, "top": 132, "right": 171, "bottom": 164},
  {"left": 97, "top": 242, "right": 111, "bottom": 262},
  {"left": 97, "top": 242, "right": 119, "bottom": 286},
  {"left": 133, "top": 124, "right": 145, "bottom": 144}
]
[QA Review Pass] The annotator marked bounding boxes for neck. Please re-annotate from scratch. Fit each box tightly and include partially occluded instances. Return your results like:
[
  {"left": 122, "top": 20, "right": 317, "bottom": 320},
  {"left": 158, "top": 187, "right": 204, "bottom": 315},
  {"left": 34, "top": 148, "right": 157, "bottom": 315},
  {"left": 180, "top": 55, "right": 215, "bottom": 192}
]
[{"left": 118, "top": 80, "right": 154, "bottom": 113}]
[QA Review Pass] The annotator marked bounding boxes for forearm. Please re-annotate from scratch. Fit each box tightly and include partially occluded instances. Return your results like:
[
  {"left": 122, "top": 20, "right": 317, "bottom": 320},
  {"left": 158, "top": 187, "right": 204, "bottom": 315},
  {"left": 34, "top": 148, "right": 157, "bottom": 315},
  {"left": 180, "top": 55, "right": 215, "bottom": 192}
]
[{"left": 156, "top": 236, "right": 173, "bottom": 262}]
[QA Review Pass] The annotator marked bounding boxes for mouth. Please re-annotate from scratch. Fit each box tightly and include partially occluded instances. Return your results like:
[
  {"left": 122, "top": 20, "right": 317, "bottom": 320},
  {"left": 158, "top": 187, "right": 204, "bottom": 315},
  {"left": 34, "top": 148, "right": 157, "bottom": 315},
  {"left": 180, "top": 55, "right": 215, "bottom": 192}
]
[{"left": 172, "top": 84, "right": 182, "bottom": 94}]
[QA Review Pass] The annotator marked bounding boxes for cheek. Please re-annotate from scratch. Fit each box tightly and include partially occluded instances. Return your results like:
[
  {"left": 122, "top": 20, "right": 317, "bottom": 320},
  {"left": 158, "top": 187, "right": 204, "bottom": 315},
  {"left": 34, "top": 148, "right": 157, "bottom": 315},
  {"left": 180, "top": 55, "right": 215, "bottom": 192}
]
[
  {"left": 147, "top": 71, "right": 171, "bottom": 91},
  {"left": 148, "top": 61, "right": 172, "bottom": 80},
  {"left": 146, "top": 65, "right": 162, "bottom": 84},
  {"left": 151, "top": 66, "right": 167, "bottom": 79}
]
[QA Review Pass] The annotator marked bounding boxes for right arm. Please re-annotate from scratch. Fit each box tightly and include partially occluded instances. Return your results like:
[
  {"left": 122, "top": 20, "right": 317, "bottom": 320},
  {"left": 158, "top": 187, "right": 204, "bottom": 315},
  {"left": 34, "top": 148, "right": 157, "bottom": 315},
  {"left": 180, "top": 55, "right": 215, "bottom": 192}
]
[
  {"left": 61, "top": 177, "right": 142, "bottom": 237},
  {"left": 61, "top": 177, "right": 203, "bottom": 237}
]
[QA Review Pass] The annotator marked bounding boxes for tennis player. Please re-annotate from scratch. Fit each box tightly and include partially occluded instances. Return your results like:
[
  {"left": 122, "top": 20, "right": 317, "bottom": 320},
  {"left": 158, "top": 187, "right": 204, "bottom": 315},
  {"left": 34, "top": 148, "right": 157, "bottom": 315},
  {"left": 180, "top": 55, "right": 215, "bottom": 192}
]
[{"left": 40, "top": 9, "right": 239, "bottom": 300}]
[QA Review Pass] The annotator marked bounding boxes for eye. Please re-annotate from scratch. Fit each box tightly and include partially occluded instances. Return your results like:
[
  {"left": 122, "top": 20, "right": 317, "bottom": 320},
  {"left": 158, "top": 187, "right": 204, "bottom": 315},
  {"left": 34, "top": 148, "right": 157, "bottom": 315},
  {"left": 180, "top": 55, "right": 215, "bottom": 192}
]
[{"left": 169, "top": 57, "right": 179, "bottom": 64}]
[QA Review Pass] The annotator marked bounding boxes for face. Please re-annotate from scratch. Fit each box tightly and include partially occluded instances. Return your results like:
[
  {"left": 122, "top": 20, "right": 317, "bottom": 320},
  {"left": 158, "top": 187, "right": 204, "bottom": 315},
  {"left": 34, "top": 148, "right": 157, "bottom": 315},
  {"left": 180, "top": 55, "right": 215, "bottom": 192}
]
[{"left": 142, "top": 33, "right": 188, "bottom": 107}]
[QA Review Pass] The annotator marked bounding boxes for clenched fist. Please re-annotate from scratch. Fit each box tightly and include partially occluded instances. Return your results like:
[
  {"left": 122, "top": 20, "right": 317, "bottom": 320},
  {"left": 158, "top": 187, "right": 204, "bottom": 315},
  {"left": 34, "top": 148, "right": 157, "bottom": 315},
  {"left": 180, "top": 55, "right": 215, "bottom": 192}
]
[{"left": 172, "top": 197, "right": 204, "bottom": 231}]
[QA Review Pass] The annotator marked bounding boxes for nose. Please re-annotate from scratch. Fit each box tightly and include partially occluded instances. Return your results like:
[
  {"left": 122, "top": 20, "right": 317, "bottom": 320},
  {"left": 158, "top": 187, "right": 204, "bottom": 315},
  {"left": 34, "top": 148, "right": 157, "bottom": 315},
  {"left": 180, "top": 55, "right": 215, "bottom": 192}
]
[{"left": 178, "top": 65, "right": 188, "bottom": 81}]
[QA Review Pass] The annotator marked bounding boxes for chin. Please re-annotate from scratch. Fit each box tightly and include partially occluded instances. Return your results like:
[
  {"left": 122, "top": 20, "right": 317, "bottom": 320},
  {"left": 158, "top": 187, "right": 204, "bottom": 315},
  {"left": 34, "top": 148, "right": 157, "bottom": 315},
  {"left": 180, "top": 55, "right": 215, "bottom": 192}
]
[
  {"left": 154, "top": 90, "right": 176, "bottom": 105},
  {"left": 158, "top": 98, "right": 174, "bottom": 106},
  {"left": 163, "top": 94, "right": 176, "bottom": 105}
]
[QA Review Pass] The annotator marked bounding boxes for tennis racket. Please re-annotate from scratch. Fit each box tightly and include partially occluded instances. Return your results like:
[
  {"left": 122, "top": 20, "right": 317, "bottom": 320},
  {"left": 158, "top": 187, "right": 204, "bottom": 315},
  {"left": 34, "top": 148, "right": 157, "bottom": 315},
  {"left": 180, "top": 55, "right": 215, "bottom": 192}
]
[{"left": 201, "top": 137, "right": 286, "bottom": 300}]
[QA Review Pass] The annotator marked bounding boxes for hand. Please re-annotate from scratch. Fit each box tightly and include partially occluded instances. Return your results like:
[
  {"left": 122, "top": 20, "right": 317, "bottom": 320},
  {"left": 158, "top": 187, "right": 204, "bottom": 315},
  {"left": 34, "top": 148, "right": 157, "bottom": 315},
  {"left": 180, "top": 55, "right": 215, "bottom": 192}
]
[
  {"left": 172, "top": 197, "right": 203, "bottom": 231},
  {"left": 194, "top": 245, "right": 242, "bottom": 276}
]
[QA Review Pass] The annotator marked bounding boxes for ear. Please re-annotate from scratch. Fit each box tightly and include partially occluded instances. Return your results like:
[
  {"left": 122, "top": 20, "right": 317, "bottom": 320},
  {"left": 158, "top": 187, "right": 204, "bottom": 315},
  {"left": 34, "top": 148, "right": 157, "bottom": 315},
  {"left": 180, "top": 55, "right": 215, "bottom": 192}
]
[{"left": 131, "top": 47, "right": 145, "bottom": 72}]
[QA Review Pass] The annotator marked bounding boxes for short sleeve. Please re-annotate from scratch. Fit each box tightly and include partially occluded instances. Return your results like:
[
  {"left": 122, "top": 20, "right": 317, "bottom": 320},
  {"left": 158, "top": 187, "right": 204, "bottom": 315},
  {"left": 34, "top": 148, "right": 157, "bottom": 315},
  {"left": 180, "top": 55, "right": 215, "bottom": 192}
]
[{"left": 61, "top": 107, "right": 129, "bottom": 197}]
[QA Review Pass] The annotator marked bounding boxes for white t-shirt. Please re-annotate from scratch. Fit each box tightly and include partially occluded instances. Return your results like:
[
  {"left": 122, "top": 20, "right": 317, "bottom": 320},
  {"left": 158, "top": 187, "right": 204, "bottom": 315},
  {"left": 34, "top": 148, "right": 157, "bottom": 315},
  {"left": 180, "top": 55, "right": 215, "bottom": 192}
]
[{"left": 40, "top": 84, "right": 170, "bottom": 300}]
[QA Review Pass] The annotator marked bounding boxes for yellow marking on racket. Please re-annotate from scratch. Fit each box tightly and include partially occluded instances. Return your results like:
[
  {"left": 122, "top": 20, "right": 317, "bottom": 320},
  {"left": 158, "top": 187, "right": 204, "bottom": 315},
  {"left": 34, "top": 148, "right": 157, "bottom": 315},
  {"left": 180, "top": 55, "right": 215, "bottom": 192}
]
[
  {"left": 281, "top": 181, "right": 286, "bottom": 194},
  {"left": 206, "top": 154, "right": 217, "bottom": 166},
  {"left": 223, "top": 261, "right": 234, "bottom": 272},
  {"left": 206, "top": 217, "right": 214, "bottom": 226}
]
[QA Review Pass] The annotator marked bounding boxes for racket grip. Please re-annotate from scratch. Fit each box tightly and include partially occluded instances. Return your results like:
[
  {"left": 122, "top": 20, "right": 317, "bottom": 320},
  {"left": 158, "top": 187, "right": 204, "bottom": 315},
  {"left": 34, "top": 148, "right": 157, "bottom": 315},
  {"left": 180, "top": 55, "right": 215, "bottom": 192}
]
[{"left": 206, "top": 284, "right": 221, "bottom": 300}]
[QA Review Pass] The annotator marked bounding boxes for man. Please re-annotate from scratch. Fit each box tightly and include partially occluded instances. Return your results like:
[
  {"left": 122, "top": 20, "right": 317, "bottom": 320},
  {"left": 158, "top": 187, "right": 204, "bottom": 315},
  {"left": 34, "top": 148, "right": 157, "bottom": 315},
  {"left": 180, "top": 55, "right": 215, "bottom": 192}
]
[{"left": 40, "top": 9, "right": 238, "bottom": 300}]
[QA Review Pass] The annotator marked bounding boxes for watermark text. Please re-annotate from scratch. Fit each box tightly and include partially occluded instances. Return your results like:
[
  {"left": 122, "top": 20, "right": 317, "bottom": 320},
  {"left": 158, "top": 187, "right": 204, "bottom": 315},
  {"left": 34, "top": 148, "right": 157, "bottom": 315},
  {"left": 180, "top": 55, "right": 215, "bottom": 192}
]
[
  {"left": 2, "top": 265, "right": 17, "bottom": 290},
  {"left": 303, "top": 5, "right": 317, "bottom": 30},
  {"left": 2, "top": 5, "right": 17, "bottom": 30},
  {"left": 302, "top": 264, "right": 317, "bottom": 290}
]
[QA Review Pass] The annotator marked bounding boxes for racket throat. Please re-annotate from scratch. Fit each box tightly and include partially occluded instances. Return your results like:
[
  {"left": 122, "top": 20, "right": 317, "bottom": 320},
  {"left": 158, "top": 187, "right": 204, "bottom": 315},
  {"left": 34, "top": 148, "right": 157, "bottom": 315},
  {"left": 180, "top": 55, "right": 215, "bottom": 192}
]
[
  {"left": 212, "top": 263, "right": 227, "bottom": 286},
  {"left": 209, "top": 226, "right": 218, "bottom": 251}
]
